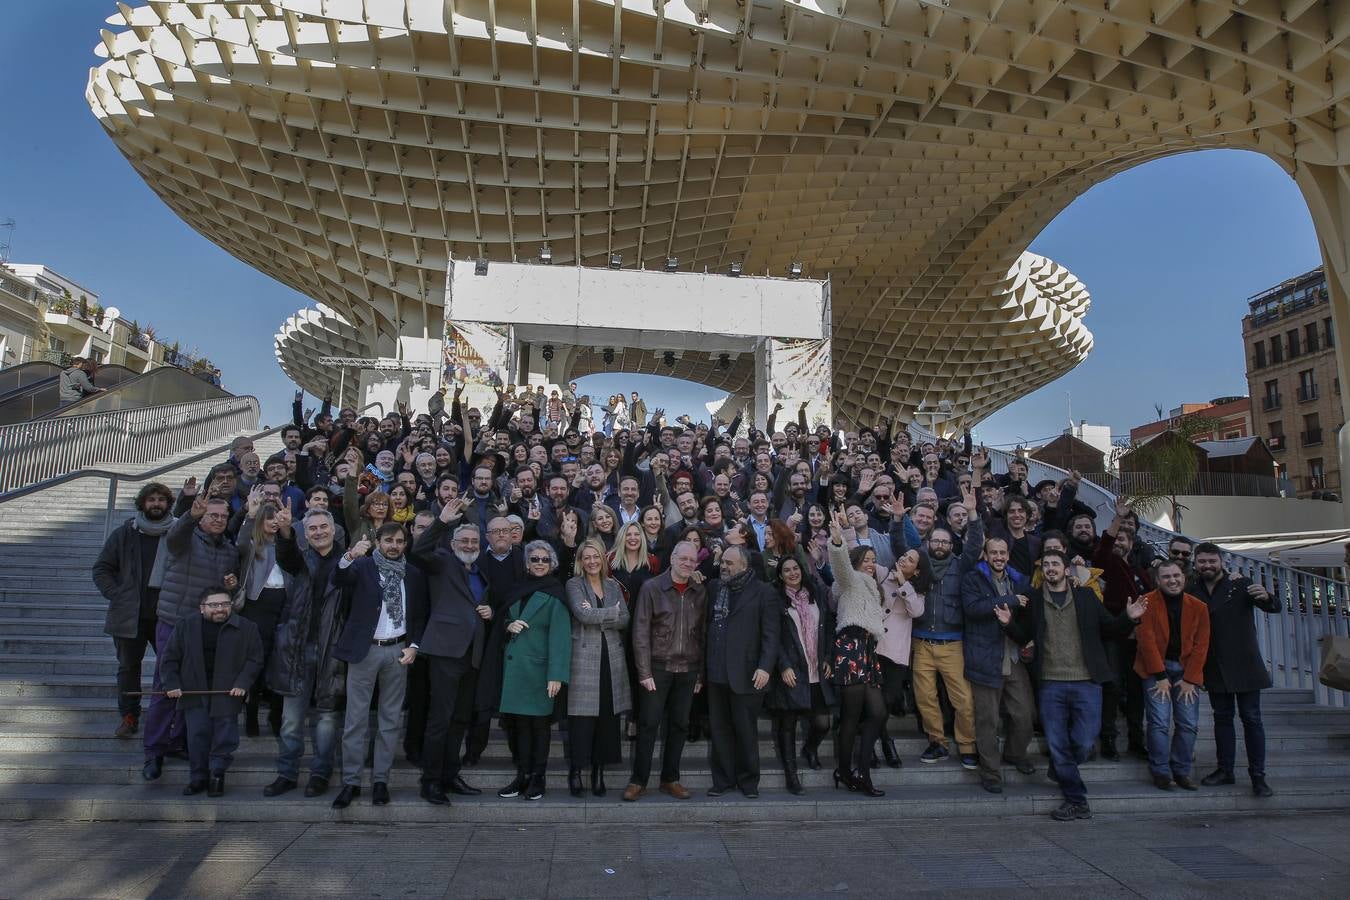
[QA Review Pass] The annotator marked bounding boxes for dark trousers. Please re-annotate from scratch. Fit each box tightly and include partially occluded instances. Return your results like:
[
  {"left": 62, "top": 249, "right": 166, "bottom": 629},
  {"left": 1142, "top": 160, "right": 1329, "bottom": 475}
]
[
  {"left": 114, "top": 618, "right": 157, "bottom": 718},
  {"left": 183, "top": 707, "right": 240, "bottom": 782},
  {"left": 631, "top": 668, "right": 697, "bottom": 787},
  {"left": 420, "top": 651, "right": 476, "bottom": 786},
  {"left": 1211, "top": 689, "right": 1266, "bottom": 778},
  {"left": 404, "top": 655, "right": 430, "bottom": 758},
  {"left": 971, "top": 660, "right": 1036, "bottom": 784},
  {"left": 1041, "top": 681, "right": 1102, "bottom": 806},
  {"left": 143, "top": 619, "right": 185, "bottom": 761},
  {"left": 706, "top": 682, "right": 764, "bottom": 792},
  {"left": 511, "top": 714, "right": 552, "bottom": 777},
  {"left": 1100, "top": 637, "right": 1145, "bottom": 747}
]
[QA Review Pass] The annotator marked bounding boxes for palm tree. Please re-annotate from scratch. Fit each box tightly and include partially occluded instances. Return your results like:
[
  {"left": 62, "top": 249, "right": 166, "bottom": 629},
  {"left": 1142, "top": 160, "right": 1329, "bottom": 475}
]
[{"left": 1110, "top": 416, "right": 1221, "bottom": 532}]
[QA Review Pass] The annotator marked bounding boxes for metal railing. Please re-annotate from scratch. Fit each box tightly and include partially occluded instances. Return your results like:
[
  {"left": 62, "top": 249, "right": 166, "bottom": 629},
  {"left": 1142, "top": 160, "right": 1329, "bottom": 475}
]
[
  {"left": 906, "top": 422, "right": 1347, "bottom": 707},
  {"left": 1079, "top": 470, "right": 1292, "bottom": 499},
  {"left": 0, "top": 396, "right": 260, "bottom": 493}
]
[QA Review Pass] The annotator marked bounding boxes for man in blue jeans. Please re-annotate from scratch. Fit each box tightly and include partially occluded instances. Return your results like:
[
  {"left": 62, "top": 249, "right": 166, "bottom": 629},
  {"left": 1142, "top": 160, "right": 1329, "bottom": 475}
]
[
  {"left": 1189, "top": 543, "right": 1279, "bottom": 797},
  {"left": 263, "top": 509, "right": 347, "bottom": 798},
  {"left": 1132, "top": 561, "right": 1210, "bottom": 790},
  {"left": 997, "top": 551, "right": 1146, "bottom": 821}
]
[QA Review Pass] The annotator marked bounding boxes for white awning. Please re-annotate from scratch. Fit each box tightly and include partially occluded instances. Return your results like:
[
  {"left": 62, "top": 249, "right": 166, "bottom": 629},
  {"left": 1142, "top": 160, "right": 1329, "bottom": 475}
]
[{"left": 1205, "top": 530, "right": 1350, "bottom": 568}]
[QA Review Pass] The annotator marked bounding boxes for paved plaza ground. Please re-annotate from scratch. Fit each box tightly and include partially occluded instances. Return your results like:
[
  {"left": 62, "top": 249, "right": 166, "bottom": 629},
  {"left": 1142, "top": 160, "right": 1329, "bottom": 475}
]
[{"left": 2, "top": 809, "right": 1346, "bottom": 898}]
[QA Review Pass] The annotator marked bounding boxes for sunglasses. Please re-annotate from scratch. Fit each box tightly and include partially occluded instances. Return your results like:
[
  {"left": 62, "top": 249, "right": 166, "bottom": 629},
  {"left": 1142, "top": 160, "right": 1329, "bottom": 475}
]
[{"left": 528, "top": 556, "right": 552, "bottom": 564}]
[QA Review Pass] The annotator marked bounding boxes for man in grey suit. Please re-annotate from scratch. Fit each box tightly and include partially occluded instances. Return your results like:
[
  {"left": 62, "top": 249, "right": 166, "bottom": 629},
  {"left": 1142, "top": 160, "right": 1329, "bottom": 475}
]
[{"left": 409, "top": 499, "right": 491, "bottom": 805}]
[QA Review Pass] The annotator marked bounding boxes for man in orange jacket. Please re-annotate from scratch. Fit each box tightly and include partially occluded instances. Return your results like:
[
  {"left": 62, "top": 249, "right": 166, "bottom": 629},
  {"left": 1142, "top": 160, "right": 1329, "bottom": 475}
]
[{"left": 1134, "top": 560, "right": 1210, "bottom": 791}]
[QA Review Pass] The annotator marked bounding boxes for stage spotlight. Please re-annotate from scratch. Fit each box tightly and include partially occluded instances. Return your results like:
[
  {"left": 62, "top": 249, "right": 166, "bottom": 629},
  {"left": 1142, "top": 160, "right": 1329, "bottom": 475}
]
[
  {"left": 539, "top": 244, "right": 552, "bottom": 264},
  {"left": 609, "top": 253, "right": 622, "bottom": 269},
  {"left": 788, "top": 261, "right": 803, "bottom": 279},
  {"left": 602, "top": 348, "right": 615, "bottom": 365},
  {"left": 474, "top": 258, "right": 489, "bottom": 276},
  {"left": 664, "top": 257, "right": 678, "bottom": 272},
  {"left": 662, "top": 351, "right": 676, "bottom": 368},
  {"left": 728, "top": 261, "right": 743, "bottom": 277},
  {"left": 717, "top": 353, "right": 730, "bottom": 371},
  {"left": 542, "top": 344, "right": 554, "bottom": 362}
]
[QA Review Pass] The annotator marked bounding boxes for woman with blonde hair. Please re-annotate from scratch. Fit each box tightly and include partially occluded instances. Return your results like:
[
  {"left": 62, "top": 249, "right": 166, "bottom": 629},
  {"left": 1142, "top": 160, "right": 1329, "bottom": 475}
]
[{"left": 564, "top": 539, "right": 631, "bottom": 796}]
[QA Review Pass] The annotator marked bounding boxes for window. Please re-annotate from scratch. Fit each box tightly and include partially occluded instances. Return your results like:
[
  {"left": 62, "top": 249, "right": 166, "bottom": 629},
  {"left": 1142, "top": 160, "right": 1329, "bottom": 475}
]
[
  {"left": 1325, "top": 317, "right": 1335, "bottom": 348},
  {"left": 1263, "top": 379, "right": 1281, "bottom": 410},
  {"left": 88, "top": 348, "right": 105, "bottom": 364},
  {"left": 1298, "top": 369, "right": 1318, "bottom": 402},
  {"left": 1305, "top": 322, "right": 1320, "bottom": 353},
  {"left": 1268, "top": 420, "right": 1285, "bottom": 451},
  {"left": 1287, "top": 328, "right": 1301, "bottom": 358},
  {"left": 1303, "top": 412, "right": 1322, "bottom": 447},
  {"left": 1253, "top": 340, "right": 1267, "bottom": 368},
  {"left": 48, "top": 337, "right": 66, "bottom": 353},
  {"left": 1270, "top": 334, "right": 1284, "bottom": 363},
  {"left": 1309, "top": 458, "right": 1325, "bottom": 490}
]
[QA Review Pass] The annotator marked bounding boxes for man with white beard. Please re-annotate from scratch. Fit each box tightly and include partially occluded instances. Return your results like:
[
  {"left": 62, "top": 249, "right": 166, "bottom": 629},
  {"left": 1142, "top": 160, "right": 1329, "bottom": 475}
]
[{"left": 408, "top": 500, "right": 491, "bottom": 805}]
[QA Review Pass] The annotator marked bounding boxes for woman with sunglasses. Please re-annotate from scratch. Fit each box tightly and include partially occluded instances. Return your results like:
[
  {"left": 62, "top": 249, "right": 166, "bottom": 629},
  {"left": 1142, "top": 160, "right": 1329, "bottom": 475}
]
[{"left": 496, "top": 541, "right": 572, "bottom": 801}]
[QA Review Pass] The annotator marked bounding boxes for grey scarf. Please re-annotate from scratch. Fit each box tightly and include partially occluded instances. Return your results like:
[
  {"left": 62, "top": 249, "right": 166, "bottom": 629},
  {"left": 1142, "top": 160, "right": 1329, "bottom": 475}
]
[
  {"left": 134, "top": 512, "right": 175, "bottom": 590},
  {"left": 372, "top": 550, "right": 406, "bottom": 629}
]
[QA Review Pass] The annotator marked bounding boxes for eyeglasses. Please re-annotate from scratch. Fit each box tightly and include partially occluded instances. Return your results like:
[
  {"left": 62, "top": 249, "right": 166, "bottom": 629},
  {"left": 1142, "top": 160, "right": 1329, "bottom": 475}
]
[
  {"left": 202, "top": 601, "right": 232, "bottom": 609},
  {"left": 528, "top": 556, "right": 552, "bottom": 564},
  {"left": 487, "top": 527, "right": 511, "bottom": 534},
  {"left": 927, "top": 538, "right": 952, "bottom": 546},
  {"left": 1171, "top": 550, "right": 1193, "bottom": 558}
]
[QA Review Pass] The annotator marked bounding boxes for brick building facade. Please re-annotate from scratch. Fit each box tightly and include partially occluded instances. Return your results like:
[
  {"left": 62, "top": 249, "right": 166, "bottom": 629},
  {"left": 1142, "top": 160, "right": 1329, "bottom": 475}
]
[{"left": 1242, "top": 267, "right": 1342, "bottom": 497}]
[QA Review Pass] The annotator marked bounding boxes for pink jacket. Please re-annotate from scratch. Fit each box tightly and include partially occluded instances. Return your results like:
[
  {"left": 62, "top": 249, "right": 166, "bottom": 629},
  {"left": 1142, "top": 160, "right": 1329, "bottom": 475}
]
[{"left": 876, "top": 571, "right": 924, "bottom": 666}]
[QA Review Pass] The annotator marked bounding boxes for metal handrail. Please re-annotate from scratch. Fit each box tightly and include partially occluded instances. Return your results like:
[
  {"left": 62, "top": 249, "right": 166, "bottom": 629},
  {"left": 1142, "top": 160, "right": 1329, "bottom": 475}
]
[
  {"left": 905, "top": 422, "right": 1348, "bottom": 707},
  {"left": 0, "top": 396, "right": 261, "bottom": 494}
]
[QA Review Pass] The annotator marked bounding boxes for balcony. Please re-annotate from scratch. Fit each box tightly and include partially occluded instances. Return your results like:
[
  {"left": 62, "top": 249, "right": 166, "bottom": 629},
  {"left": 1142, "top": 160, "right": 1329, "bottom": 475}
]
[
  {"left": 1299, "top": 385, "right": 1320, "bottom": 403},
  {"left": 1269, "top": 434, "right": 1285, "bottom": 452},
  {"left": 1262, "top": 395, "right": 1282, "bottom": 411},
  {"left": 1302, "top": 428, "right": 1323, "bottom": 447}
]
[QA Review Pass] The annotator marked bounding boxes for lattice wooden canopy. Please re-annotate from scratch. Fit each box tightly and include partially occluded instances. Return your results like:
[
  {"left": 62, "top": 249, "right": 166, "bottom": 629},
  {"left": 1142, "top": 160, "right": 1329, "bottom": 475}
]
[{"left": 89, "top": 1, "right": 1350, "bottom": 424}]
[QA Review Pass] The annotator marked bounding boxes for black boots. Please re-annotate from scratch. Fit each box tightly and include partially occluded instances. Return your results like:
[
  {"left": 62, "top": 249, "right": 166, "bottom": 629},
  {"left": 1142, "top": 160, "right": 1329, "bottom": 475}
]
[
  {"left": 880, "top": 734, "right": 901, "bottom": 768},
  {"left": 591, "top": 765, "right": 607, "bottom": 797},
  {"left": 800, "top": 721, "right": 828, "bottom": 770},
  {"left": 568, "top": 768, "right": 585, "bottom": 797},
  {"left": 775, "top": 718, "right": 805, "bottom": 795}
]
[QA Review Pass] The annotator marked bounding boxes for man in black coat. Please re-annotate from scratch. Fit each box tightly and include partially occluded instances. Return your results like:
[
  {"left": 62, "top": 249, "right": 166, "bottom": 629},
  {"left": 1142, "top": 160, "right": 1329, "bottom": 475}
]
[
  {"left": 998, "top": 551, "right": 1146, "bottom": 821},
  {"left": 92, "top": 481, "right": 175, "bottom": 738},
  {"left": 1189, "top": 543, "right": 1280, "bottom": 797},
  {"left": 161, "top": 587, "right": 264, "bottom": 798},
  {"left": 408, "top": 500, "right": 491, "bottom": 805},
  {"left": 703, "top": 546, "right": 780, "bottom": 799}
]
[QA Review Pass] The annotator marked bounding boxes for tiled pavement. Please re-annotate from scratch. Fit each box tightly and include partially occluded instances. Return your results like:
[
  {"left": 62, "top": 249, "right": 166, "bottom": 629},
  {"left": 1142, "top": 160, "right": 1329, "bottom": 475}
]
[{"left": 3, "top": 810, "right": 1347, "bottom": 898}]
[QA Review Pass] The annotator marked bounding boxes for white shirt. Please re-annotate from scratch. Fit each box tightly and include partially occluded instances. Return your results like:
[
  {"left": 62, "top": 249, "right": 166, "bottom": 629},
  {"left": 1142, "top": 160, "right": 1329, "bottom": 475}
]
[
  {"left": 337, "top": 556, "right": 407, "bottom": 641},
  {"left": 617, "top": 505, "right": 641, "bottom": 527},
  {"left": 263, "top": 563, "right": 286, "bottom": 589}
]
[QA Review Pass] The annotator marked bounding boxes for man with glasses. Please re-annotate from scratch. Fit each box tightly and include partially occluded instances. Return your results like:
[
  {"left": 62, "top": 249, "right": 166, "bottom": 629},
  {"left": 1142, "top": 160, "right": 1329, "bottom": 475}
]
[
  {"left": 143, "top": 494, "right": 239, "bottom": 782},
  {"left": 1166, "top": 536, "right": 1195, "bottom": 576}
]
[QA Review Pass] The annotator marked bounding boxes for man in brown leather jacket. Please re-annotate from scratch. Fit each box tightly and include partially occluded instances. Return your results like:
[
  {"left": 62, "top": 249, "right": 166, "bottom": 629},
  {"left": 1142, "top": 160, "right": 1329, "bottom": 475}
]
[{"left": 623, "top": 542, "right": 707, "bottom": 802}]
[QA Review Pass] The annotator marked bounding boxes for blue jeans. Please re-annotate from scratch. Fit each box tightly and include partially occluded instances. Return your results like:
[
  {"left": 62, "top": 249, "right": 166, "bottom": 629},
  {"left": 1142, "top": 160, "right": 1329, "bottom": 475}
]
[
  {"left": 1210, "top": 690, "right": 1266, "bottom": 778},
  {"left": 1040, "top": 681, "right": 1102, "bottom": 805},
  {"left": 1143, "top": 660, "right": 1200, "bottom": 779},
  {"left": 275, "top": 645, "right": 340, "bottom": 782}
]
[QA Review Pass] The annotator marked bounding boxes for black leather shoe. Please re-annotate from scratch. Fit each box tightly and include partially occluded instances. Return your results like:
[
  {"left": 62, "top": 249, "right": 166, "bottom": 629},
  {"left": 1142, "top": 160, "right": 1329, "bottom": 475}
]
[
  {"left": 568, "top": 769, "right": 585, "bottom": 797},
  {"left": 591, "top": 765, "right": 607, "bottom": 797},
  {"left": 263, "top": 777, "right": 297, "bottom": 797},
  {"left": 1100, "top": 742, "right": 1120, "bottom": 762},
  {"left": 1252, "top": 776, "right": 1275, "bottom": 798},
  {"left": 448, "top": 776, "right": 481, "bottom": 796},
  {"left": 331, "top": 785, "right": 360, "bottom": 809},
  {"left": 207, "top": 773, "right": 225, "bottom": 797},
  {"left": 1173, "top": 775, "right": 1198, "bottom": 791},
  {"left": 420, "top": 783, "right": 450, "bottom": 805},
  {"left": 182, "top": 780, "right": 208, "bottom": 796},
  {"left": 142, "top": 756, "right": 164, "bottom": 781},
  {"left": 1002, "top": 756, "right": 1036, "bottom": 776},
  {"left": 881, "top": 736, "right": 901, "bottom": 768},
  {"left": 1201, "top": 768, "right": 1236, "bottom": 787},
  {"left": 981, "top": 778, "right": 1003, "bottom": 794},
  {"left": 801, "top": 744, "right": 822, "bottom": 770},
  {"left": 1152, "top": 774, "right": 1172, "bottom": 791},
  {"left": 740, "top": 786, "right": 759, "bottom": 799},
  {"left": 303, "top": 776, "right": 329, "bottom": 798},
  {"left": 372, "top": 782, "right": 390, "bottom": 805}
]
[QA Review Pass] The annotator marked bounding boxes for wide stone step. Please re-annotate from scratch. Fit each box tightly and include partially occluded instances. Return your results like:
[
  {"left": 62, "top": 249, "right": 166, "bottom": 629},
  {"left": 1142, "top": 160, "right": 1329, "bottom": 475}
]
[
  {"left": 0, "top": 601, "right": 107, "bottom": 621},
  {"left": 0, "top": 655, "right": 126, "bottom": 677},
  {"left": 0, "top": 619, "right": 111, "bottom": 637},
  {"left": 0, "top": 576, "right": 101, "bottom": 592},
  {"left": 0, "top": 636, "right": 120, "bottom": 656},
  {"left": 3, "top": 777, "right": 1347, "bottom": 824}
]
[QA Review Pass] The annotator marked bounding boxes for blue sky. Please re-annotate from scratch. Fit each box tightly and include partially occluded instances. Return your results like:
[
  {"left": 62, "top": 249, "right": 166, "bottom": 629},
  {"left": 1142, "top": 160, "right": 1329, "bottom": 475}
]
[{"left": 1, "top": 3, "right": 1323, "bottom": 445}]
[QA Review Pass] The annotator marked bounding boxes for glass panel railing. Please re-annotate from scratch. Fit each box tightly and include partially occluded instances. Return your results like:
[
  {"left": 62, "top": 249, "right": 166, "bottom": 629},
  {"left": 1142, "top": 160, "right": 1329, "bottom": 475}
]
[{"left": 0, "top": 364, "right": 141, "bottom": 425}]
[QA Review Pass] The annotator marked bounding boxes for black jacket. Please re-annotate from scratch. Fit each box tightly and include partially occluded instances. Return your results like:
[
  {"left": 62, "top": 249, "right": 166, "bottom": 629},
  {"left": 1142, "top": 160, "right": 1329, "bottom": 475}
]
[
  {"left": 1189, "top": 573, "right": 1280, "bottom": 693},
  {"left": 766, "top": 579, "right": 836, "bottom": 711},
  {"left": 267, "top": 532, "right": 348, "bottom": 710},
  {"left": 332, "top": 555, "right": 427, "bottom": 664},
  {"left": 409, "top": 518, "right": 486, "bottom": 661},
  {"left": 704, "top": 577, "right": 780, "bottom": 695},
  {"left": 92, "top": 518, "right": 164, "bottom": 639},
  {"left": 1002, "top": 586, "right": 1136, "bottom": 684},
  {"left": 161, "top": 613, "right": 264, "bottom": 718}
]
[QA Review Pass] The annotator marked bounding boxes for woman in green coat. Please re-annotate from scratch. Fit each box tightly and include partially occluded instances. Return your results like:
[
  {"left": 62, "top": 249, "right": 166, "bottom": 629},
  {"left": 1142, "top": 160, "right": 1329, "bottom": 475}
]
[{"left": 497, "top": 539, "right": 572, "bottom": 801}]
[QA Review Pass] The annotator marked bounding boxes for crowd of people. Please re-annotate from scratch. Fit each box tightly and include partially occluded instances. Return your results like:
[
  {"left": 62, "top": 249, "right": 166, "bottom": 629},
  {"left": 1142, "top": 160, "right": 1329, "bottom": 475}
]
[{"left": 91, "top": 382, "right": 1280, "bottom": 820}]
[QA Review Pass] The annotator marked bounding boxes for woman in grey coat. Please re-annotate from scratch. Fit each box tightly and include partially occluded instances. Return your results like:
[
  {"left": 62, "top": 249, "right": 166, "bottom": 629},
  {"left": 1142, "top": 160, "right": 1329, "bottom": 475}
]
[{"left": 564, "top": 538, "right": 631, "bottom": 797}]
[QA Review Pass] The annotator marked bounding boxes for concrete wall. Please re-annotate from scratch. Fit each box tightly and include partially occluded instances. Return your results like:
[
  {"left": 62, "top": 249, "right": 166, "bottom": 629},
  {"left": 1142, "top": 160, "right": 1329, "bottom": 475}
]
[{"left": 1145, "top": 495, "right": 1346, "bottom": 538}]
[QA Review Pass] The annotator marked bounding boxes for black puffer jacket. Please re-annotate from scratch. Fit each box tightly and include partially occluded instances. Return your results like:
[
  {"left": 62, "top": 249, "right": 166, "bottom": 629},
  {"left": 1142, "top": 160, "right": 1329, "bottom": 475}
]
[{"left": 266, "top": 531, "right": 348, "bottom": 710}]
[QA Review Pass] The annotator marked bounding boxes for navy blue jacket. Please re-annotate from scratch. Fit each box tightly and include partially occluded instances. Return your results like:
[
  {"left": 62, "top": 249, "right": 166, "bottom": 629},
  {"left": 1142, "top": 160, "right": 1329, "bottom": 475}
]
[
  {"left": 332, "top": 554, "right": 427, "bottom": 665},
  {"left": 961, "top": 561, "right": 1031, "bottom": 689}
]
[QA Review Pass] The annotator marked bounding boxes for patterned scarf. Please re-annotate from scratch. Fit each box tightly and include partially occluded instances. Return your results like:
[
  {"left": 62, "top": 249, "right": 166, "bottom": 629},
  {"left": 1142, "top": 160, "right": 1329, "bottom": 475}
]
[
  {"left": 786, "top": 585, "right": 819, "bottom": 677},
  {"left": 372, "top": 550, "right": 406, "bottom": 629}
]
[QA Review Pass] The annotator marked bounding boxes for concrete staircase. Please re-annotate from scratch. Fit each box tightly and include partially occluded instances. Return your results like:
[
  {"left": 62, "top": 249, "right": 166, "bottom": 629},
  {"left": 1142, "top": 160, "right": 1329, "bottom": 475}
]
[{"left": 2, "top": 431, "right": 1350, "bottom": 822}]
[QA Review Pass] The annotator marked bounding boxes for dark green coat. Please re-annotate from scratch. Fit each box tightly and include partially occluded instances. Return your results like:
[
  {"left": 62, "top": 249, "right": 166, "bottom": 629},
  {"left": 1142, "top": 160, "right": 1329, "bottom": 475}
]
[{"left": 499, "top": 587, "right": 573, "bottom": 716}]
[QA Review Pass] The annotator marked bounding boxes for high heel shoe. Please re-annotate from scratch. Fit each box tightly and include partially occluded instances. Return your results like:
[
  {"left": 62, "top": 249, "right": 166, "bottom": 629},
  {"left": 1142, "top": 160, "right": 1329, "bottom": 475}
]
[
  {"left": 852, "top": 768, "right": 884, "bottom": 798},
  {"left": 881, "top": 735, "right": 901, "bottom": 769},
  {"left": 832, "top": 769, "right": 857, "bottom": 792},
  {"left": 568, "top": 768, "right": 585, "bottom": 798}
]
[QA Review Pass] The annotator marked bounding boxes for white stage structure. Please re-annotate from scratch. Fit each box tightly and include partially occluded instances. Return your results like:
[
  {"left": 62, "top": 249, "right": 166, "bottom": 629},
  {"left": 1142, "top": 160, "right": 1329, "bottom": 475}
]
[{"left": 444, "top": 260, "right": 832, "bottom": 429}]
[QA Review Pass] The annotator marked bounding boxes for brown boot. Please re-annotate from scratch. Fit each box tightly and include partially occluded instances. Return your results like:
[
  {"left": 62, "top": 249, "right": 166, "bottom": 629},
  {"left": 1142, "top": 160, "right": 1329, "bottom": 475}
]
[
  {"left": 622, "top": 783, "right": 644, "bottom": 802},
  {"left": 659, "top": 781, "right": 691, "bottom": 800}
]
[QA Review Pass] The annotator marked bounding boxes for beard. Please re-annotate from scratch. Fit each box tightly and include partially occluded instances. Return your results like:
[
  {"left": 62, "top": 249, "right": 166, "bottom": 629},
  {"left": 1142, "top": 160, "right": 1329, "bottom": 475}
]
[
  {"left": 454, "top": 549, "right": 478, "bottom": 566},
  {"left": 144, "top": 506, "right": 170, "bottom": 521}
]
